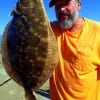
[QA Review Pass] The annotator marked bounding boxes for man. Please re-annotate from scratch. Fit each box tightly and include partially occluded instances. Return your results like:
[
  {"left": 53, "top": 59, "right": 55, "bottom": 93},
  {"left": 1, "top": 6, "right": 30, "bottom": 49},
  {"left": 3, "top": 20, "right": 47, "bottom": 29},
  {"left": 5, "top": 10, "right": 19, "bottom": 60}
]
[{"left": 49, "top": 0, "right": 100, "bottom": 100}]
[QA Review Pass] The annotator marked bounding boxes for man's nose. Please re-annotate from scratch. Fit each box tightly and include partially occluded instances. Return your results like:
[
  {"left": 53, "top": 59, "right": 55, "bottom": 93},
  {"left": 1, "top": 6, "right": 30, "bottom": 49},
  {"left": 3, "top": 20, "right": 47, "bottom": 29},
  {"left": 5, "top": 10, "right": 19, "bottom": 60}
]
[{"left": 61, "top": 7, "right": 66, "bottom": 11}]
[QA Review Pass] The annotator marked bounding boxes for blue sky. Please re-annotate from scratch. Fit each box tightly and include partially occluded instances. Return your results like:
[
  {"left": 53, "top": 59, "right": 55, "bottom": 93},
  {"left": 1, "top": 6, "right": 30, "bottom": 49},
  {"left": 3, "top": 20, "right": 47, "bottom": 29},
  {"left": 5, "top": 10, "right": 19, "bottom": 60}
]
[{"left": 0, "top": 0, "right": 100, "bottom": 35}]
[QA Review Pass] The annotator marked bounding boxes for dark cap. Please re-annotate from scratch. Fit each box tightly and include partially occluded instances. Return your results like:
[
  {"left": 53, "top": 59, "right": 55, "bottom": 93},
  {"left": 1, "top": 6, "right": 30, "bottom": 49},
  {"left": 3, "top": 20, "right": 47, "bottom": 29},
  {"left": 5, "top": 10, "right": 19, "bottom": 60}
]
[
  {"left": 49, "top": 0, "right": 56, "bottom": 7},
  {"left": 49, "top": 0, "right": 80, "bottom": 7}
]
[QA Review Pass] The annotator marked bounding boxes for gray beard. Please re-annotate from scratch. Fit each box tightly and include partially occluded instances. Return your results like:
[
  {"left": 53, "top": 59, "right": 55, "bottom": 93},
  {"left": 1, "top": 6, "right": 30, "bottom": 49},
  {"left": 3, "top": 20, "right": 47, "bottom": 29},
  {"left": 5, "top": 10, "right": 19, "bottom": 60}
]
[{"left": 59, "top": 11, "right": 79, "bottom": 29}]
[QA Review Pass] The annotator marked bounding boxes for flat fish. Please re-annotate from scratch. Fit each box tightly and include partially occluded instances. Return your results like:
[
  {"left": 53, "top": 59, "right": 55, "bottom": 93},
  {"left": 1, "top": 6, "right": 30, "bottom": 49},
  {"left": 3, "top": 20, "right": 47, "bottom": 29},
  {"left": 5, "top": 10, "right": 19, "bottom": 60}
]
[{"left": 1, "top": 0, "right": 58, "bottom": 100}]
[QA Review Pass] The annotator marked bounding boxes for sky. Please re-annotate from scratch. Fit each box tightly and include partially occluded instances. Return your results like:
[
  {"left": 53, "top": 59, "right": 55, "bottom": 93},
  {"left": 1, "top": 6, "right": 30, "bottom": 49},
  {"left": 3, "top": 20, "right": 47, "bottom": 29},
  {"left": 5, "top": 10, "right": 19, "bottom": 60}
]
[{"left": 0, "top": 0, "right": 100, "bottom": 35}]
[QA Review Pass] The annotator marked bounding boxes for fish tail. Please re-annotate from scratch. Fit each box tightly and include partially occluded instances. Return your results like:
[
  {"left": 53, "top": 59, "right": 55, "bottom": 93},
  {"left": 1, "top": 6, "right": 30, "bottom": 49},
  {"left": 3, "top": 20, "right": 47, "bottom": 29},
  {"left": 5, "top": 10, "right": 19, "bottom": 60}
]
[{"left": 25, "top": 88, "right": 37, "bottom": 100}]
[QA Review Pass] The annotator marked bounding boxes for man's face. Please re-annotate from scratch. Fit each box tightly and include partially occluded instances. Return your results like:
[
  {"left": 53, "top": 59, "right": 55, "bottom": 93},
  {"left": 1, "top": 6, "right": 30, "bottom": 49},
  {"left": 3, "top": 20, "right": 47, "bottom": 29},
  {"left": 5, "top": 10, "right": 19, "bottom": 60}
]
[{"left": 55, "top": 0, "right": 80, "bottom": 29}]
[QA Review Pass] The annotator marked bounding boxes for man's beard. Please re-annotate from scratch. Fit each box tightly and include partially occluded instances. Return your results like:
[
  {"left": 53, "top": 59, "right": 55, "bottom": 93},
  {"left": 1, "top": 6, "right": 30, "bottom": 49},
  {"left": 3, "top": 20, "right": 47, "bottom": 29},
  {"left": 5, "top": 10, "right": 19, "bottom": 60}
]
[{"left": 57, "top": 10, "right": 79, "bottom": 29}]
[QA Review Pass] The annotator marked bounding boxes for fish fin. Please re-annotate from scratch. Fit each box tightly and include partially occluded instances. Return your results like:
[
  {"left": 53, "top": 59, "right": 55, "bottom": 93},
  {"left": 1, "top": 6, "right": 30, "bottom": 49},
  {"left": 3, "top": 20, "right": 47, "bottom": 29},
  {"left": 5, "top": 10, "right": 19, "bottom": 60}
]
[
  {"left": 10, "top": 2, "right": 21, "bottom": 16},
  {"left": 25, "top": 88, "right": 37, "bottom": 100}
]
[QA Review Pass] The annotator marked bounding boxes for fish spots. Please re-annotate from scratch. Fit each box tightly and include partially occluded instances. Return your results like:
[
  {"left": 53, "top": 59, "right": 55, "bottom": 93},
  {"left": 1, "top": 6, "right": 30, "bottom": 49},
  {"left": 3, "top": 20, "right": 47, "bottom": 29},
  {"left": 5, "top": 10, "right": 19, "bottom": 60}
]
[
  {"left": 29, "top": 59, "right": 34, "bottom": 64},
  {"left": 29, "top": 27, "right": 34, "bottom": 33},
  {"left": 34, "top": 32, "right": 38, "bottom": 36},
  {"left": 40, "top": 21, "right": 47, "bottom": 26},
  {"left": 26, "top": 46, "right": 32, "bottom": 49},
  {"left": 34, "top": 47, "right": 38, "bottom": 51},
  {"left": 41, "top": 37, "right": 47, "bottom": 43},
  {"left": 36, "top": 57, "right": 42, "bottom": 62},
  {"left": 38, "top": 26, "right": 42, "bottom": 30},
  {"left": 34, "top": 18, "right": 40, "bottom": 22}
]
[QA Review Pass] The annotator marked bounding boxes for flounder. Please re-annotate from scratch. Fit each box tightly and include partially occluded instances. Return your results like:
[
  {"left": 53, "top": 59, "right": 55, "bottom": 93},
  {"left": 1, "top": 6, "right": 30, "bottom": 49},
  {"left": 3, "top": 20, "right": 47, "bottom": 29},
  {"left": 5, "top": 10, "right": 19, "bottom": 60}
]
[{"left": 1, "top": 0, "right": 58, "bottom": 100}]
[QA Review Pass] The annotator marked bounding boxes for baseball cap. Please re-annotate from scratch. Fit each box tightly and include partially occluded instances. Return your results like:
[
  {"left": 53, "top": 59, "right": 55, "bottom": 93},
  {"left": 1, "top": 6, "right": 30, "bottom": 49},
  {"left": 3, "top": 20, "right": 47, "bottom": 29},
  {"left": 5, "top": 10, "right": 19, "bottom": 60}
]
[
  {"left": 49, "top": 0, "right": 56, "bottom": 7},
  {"left": 49, "top": 0, "right": 80, "bottom": 7}
]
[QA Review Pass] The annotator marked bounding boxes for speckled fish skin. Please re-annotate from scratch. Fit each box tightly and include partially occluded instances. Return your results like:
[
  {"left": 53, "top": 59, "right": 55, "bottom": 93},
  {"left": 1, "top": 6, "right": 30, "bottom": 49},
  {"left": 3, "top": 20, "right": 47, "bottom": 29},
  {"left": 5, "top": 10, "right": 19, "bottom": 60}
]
[{"left": 1, "top": 0, "right": 58, "bottom": 100}]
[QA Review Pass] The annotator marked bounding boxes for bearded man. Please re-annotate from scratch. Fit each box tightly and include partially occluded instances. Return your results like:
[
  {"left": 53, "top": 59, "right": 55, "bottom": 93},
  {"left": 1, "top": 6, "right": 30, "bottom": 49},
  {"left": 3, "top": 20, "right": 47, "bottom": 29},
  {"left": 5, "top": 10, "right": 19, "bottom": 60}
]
[{"left": 49, "top": 0, "right": 100, "bottom": 100}]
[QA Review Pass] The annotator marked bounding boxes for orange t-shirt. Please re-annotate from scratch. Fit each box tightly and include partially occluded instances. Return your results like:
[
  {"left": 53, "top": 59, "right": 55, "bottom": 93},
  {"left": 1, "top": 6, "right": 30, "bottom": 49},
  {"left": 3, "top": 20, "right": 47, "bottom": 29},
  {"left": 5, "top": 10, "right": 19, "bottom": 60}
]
[{"left": 50, "top": 18, "right": 100, "bottom": 100}]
